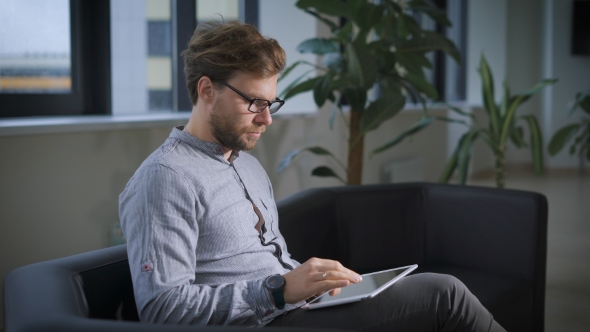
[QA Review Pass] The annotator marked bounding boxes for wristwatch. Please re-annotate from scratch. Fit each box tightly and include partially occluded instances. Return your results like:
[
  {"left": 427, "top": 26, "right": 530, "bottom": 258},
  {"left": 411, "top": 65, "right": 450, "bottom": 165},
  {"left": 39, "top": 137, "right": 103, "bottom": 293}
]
[{"left": 264, "top": 274, "right": 286, "bottom": 310}]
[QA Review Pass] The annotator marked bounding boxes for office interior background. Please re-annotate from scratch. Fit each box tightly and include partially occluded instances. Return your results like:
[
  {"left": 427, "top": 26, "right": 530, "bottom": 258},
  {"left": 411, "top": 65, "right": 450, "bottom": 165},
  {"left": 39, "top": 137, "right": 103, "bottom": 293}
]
[{"left": 1, "top": 0, "right": 589, "bottom": 331}]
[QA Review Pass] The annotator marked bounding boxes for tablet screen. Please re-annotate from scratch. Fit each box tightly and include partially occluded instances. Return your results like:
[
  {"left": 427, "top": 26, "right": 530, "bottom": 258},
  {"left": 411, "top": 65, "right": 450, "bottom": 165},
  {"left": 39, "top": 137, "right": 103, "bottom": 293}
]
[{"left": 305, "top": 265, "right": 417, "bottom": 308}]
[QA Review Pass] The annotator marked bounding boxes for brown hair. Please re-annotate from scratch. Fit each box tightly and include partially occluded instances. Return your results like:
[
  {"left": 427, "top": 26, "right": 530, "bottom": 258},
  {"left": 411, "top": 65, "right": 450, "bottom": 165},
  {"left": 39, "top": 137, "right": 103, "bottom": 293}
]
[{"left": 181, "top": 21, "right": 286, "bottom": 105}]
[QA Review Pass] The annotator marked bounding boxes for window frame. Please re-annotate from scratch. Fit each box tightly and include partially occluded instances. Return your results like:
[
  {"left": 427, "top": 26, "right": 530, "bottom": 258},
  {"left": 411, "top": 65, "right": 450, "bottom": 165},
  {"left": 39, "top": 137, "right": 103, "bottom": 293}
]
[
  {"left": 0, "top": 0, "right": 259, "bottom": 118},
  {"left": 0, "top": 0, "right": 112, "bottom": 118}
]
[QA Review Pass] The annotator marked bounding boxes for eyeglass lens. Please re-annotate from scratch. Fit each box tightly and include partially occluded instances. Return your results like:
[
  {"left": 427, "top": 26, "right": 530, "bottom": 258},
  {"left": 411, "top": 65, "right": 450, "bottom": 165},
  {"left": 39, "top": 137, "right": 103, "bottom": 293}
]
[{"left": 250, "top": 99, "right": 282, "bottom": 114}]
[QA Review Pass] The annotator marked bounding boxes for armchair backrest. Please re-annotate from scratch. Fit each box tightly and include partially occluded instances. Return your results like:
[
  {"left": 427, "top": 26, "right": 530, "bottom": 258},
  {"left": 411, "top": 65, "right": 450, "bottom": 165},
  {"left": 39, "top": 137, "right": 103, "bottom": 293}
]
[
  {"left": 277, "top": 184, "right": 427, "bottom": 273},
  {"left": 278, "top": 182, "right": 547, "bottom": 281}
]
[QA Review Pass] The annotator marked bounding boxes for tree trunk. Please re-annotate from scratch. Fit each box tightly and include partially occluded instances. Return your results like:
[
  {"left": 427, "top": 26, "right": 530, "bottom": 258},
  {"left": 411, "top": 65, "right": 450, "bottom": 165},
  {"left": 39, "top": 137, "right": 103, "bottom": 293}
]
[
  {"left": 347, "top": 110, "right": 364, "bottom": 185},
  {"left": 494, "top": 148, "right": 506, "bottom": 188}
]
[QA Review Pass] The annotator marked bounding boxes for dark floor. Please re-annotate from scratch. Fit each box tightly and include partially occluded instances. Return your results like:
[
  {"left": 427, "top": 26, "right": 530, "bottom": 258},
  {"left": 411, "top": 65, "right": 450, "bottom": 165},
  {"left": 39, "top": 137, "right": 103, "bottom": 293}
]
[{"left": 470, "top": 171, "right": 590, "bottom": 332}]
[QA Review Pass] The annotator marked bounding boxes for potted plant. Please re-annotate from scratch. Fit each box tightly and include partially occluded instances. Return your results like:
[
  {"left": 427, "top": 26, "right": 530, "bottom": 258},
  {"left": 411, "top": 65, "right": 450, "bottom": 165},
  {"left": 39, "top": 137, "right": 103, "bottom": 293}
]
[
  {"left": 548, "top": 89, "right": 590, "bottom": 162},
  {"left": 277, "top": 0, "right": 460, "bottom": 185},
  {"left": 438, "top": 54, "right": 557, "bottom": 188}
]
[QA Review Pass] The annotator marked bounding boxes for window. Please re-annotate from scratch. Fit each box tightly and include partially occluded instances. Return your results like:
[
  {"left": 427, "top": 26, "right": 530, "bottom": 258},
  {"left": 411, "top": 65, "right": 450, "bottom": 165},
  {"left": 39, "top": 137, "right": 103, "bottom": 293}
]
[
  {"left": 397, "top": 0, "right": 467, "bottom": 104},
  {"left": 0, "top": 0, "right": 258, "bottom": 118},
  {"left": 0, "top": 0, "right": 71, "bottom": 94},
  {"left": 110, "top": 0, "right": 258, "bottom": 115},
  {"left": 420, "top": 0, "right": 467, "bottom": 102},
  {"left": 0, "top": 0, "right": 111, "bottom": 118}
]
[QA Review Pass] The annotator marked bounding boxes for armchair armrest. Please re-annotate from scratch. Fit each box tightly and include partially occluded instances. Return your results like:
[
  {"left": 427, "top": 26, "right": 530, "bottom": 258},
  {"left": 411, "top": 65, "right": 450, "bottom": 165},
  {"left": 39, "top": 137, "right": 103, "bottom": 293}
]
[{"left": 423, "top": 184, "right": 548, "bottom": 282}]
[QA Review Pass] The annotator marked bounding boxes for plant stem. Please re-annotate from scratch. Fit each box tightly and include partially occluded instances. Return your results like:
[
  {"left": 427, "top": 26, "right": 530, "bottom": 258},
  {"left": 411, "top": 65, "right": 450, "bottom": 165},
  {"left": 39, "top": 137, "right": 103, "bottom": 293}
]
[
  {"left": 494, "top": 148, "right": 506, "bottom": 188},
  {"left": 347, "top": 110, "right": 364, "bottom": 185}
]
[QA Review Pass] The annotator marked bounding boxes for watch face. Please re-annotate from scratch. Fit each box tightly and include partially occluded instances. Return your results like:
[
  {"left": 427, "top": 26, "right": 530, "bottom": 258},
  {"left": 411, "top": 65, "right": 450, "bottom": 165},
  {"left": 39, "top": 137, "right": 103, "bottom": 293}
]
[{"left": 266, "top": 275, "right": 285, "bottom": 290}]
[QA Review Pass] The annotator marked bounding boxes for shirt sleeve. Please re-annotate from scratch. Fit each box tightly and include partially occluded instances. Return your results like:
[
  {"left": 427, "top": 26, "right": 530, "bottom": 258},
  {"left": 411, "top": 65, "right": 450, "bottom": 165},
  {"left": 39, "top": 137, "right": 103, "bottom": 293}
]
[{"left": 119, "top": 163, "right": 287, "bottom": 326}]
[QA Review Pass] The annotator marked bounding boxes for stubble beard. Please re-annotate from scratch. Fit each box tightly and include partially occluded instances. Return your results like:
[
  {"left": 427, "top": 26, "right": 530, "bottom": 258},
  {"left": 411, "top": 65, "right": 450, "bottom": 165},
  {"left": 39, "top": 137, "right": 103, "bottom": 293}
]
[{"left": 208, "top": 100, "right": 265, "bottom": 152}]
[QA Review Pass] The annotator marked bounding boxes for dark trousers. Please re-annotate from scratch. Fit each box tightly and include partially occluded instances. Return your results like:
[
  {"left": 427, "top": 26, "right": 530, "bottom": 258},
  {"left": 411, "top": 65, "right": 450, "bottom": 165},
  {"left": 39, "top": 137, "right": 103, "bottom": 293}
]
[{"left": 267, "top": 273, "right": 506, "bottom": 332}]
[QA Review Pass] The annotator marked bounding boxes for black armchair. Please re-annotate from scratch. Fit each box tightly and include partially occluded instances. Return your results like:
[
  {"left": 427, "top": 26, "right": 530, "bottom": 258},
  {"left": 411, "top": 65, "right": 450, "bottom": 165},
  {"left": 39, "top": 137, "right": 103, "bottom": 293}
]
[
  {"left": 3, "top": 183, "right": 547, "bottom": 332},
  {"left": 278, "top": 183, "right": 547, "bottom": 332}
]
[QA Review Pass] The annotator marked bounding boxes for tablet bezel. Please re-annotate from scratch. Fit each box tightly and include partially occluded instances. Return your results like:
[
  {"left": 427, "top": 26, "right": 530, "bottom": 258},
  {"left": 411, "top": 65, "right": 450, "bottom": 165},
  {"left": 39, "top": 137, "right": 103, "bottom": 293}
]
[{"left": 301, "top": 264, "right": 418, "bottom": 310}]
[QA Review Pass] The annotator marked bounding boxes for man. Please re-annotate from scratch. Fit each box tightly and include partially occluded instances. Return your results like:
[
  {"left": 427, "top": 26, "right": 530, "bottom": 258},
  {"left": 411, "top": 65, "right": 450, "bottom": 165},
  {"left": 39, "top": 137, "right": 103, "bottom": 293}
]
[{"left": 119, "top": 21, "right": 505, "bottom": 331}]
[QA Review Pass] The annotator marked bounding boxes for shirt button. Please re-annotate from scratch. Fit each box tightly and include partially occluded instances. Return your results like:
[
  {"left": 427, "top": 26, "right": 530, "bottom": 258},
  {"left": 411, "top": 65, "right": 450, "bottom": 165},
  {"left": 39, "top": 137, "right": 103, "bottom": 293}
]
[{"left": 217, "top": 147, "right": 223, "bottom": 153}]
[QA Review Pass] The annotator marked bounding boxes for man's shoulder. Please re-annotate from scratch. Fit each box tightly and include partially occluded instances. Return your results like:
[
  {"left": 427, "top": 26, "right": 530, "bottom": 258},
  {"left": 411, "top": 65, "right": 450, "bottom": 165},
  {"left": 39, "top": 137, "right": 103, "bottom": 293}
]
[{"left": 236, "top": 151, "right": 266, "bottom": 172}]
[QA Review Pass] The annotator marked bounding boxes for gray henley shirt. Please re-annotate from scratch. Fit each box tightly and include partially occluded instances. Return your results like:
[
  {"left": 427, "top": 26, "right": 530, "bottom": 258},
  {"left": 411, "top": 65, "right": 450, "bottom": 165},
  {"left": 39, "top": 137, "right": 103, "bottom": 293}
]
[{"left": 119, "top": 126, "right": 302, "bottom": 327}]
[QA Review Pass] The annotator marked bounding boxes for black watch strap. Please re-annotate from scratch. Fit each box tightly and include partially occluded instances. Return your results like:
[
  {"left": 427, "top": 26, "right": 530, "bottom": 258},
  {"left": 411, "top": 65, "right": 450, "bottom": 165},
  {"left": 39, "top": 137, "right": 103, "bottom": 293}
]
[
  {"left": 265, "top": 275, "right": 286, "bottom": 310},
  {"left": 270, "top": 288, "right": 285, "bottom": 310}
]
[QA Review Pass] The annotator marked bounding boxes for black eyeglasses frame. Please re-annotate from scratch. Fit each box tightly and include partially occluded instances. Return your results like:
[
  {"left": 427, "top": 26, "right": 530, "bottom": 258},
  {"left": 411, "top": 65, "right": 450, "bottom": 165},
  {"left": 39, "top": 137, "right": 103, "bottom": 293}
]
[{"left": 216, "top": 79, "right": 284, "bottom": 114}]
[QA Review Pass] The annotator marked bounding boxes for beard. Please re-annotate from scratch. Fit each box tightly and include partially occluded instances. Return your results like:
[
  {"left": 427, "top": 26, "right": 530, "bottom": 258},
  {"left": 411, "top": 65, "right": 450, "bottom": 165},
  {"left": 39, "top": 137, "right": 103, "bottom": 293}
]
[{"left": 208, "top": 100, "right": 265, "bottom": 152}]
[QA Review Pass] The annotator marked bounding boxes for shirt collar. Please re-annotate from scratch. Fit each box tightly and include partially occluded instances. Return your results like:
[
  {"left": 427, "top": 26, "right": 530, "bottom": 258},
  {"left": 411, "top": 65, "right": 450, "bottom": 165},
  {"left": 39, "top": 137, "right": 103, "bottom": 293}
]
[{"left": 169, "top": 126, "right": 240, "bottom": 162}]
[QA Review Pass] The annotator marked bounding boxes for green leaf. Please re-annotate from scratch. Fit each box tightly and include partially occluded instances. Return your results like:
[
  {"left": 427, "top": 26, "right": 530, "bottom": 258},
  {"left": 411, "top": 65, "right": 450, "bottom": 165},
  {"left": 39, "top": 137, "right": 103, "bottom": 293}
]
[
  {"left": 342, "top": 87, "right": 367, "bottom": 112},
  {"left": 404, "top": 71, "right": 439, "bottom": 100},
  {"left": 570, "top": 89, "right": 590, "bottom": 116},
  {"left": 297, "top": 38, "right": 339, "bottom": 55},
  {"left": 302, "top": 9, "right": 338, "bottom": 31},
  {"left": 509, "top": 126, "right": 527, "bottom": 149},
  {"left": 434, "top": 116, "right": 470, "bottom": 127},
  {"left": 334, "top": 21, "right": 353, "bottom": 42},
  {"left": 277, "top": 146, "right": 346, "bottom": 174},
  {"left": 438, "top": 147, "right": 458, "bottom": 184},
  {"left": 346, "top": 42, "right": 377, "bottom": 89},
  {"left": 279, "top": 60, "right": 303, "bottom": 83},
  {"left": 408, "top": 0, "right": 452, "bottom": 27},
  {"left": 360, "top": 93, "right": 406, "bottom": 134},
  {"left": 523, "top": 115, "right": 544, "bottom": 175},
  {"left": 370, "top": 116, "right": 434, "bottom": 156},
  {"left": 456, "top": 130, "right": 480, "bottom": 185},
  {"left": 277, "top": 149, "right": 305, "bottom": 174},
  {"left": 395, "top": 13, "right": 412, "bottom": 38},
  {"left": 322, "top": 53, "right": 345, "bottom": 72},
  {"left": 499, "top": 78, "right": 557, "bottom": 146},
  {"left": 548, "top": 123, "right": 581, "bottom": 156},
  {"left": 519, "top": 78, "right": 558, "bottom": 103},
  {"left": 448, "top": 106, "right": 474, "bottom": 119},
  {"left": 479, "top": 54, "right": 501, "bottom": 139},
  {"left": 499, "top": 80, "right": 510, "bottom": 117},
  {"left": 397, "top": 31, "right": 461, "bottom": 64},
  {"left": 311, "top": 166, "right": 346, "bottom": 184},
  {"left": 395, "top": 52, "right": 433, "bottom": 70},
  {"left": 329, "top": 93, "right": 342, "bottom": 129},
  {"left": 296, "top": 0, "right": 349, "bottom": 17},
  {"left": 283, "top": 76, "right": 322, "bottom": 100},
  {"left": 279, "top": 68, "right": 315, "bottom": 98},
  {"left": 313, "top": 74, "right": 332, "bottom": 107},
  {"left": 352, "top": 2, "right": 384, "bottom": 31}
]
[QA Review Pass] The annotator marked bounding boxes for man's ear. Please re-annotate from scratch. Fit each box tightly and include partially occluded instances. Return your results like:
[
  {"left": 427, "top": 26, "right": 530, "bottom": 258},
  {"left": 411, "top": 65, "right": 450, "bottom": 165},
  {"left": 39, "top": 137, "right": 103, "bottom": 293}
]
[{"left": 196, "top": 76, "right": 215, "bottom": 104}]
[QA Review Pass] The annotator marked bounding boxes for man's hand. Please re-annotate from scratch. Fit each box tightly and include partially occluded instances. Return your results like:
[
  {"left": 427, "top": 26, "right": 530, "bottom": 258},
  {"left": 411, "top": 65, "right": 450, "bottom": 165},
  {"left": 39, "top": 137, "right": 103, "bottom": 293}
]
[{"left": 282, "top": 258, "right": 362, "bottom": 304}]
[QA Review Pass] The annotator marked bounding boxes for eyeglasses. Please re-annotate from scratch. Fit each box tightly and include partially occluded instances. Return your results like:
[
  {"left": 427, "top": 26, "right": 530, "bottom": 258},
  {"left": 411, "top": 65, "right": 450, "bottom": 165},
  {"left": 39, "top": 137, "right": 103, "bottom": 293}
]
[{"left": 216, "top": 79, "right": 284, "bottom": 114}]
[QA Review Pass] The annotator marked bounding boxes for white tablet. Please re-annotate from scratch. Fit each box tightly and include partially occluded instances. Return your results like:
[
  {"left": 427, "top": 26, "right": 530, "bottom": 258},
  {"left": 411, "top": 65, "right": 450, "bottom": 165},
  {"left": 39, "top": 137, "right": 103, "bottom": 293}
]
[{"left": 301, "top": 264, "right": 418, "bottom": 310}]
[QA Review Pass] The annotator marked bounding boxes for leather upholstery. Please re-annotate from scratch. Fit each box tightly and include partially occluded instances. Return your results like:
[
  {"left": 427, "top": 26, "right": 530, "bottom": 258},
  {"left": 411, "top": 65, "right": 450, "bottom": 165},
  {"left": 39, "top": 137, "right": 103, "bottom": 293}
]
[
  {"left": 279, "top": 183, "right": 547, "bottom": 332},
  {"left": 3, "top": 183, "right": 547, "bottom": 332}
]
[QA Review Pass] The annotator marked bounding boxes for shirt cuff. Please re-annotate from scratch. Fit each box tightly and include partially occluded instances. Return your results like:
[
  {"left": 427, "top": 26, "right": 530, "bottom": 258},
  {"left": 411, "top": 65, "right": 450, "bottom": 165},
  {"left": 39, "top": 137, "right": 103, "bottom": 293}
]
[{"left": 246, "top": 278, "right": 304, "bottom": 326}]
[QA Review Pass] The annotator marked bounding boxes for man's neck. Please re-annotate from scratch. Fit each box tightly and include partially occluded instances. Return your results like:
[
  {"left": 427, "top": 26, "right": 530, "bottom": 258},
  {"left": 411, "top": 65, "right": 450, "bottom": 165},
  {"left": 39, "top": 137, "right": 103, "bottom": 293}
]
[{"left": 184, "top": 121, "right": 233, "bottom": 161}]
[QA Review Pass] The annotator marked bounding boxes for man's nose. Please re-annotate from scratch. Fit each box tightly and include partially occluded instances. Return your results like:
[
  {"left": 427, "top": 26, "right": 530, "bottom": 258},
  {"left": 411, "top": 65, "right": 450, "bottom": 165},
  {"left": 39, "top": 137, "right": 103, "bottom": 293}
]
[{"left": 254, "top": 106, "right": 272, "bottom": 126}]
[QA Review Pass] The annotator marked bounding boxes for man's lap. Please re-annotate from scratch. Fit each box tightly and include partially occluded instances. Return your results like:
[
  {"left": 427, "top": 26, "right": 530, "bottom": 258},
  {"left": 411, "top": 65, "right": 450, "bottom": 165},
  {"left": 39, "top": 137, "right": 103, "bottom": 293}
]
[{"left": 266, "top": 273, "right": 504, "bottom": 332}]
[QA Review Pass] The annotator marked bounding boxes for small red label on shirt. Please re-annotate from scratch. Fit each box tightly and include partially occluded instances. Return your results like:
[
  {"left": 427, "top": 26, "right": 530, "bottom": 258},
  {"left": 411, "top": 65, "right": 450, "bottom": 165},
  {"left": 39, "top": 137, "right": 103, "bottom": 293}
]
[{"left": 141, "top": 262, "right": 153, "bottom": 272}]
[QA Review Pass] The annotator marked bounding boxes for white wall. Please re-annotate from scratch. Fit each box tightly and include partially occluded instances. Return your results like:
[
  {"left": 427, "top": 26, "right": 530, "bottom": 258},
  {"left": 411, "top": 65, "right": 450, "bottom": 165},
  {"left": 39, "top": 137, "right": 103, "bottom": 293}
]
[
  {"left": 259, "top": 0, "right": 317, "bottom": 114},
  {"left": 543, "top": 0, "right": 590, "bottom": 168},
  {"left": 464, "top": 0, "right": 590, "bottom": 170},
  {"left": 465, "top": 0, "right": 507, "bottom": 106},
  {"left": 111, "top": 0, "right": 148, "bottom": 114}
]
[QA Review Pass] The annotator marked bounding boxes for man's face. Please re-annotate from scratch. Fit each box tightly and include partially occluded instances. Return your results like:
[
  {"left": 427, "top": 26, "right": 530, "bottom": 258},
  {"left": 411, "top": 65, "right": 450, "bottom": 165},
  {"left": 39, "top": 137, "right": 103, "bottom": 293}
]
[{"left": 208, "top": 72, "right": 277, "bottom": 152}]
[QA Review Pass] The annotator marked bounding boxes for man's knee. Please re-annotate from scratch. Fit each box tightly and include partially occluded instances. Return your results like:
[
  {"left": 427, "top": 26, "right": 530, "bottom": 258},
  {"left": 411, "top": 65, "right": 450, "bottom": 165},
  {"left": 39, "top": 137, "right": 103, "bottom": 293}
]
[
  {"left": 407, "top": 273, "right": 471, "bottom": 309},
  {"left": 413, "top": 273, "right": 467, "bottom": 294}
]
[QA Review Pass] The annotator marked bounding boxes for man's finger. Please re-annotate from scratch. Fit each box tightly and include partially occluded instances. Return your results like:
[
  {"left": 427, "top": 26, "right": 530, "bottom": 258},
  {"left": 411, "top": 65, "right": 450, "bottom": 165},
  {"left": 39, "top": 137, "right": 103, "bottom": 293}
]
[
  {"left": 329, "top": 288, "right": 341, "bottom": 296},
  {"left": 319, "top": 270, "right": 360, "bottom": 283}
]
